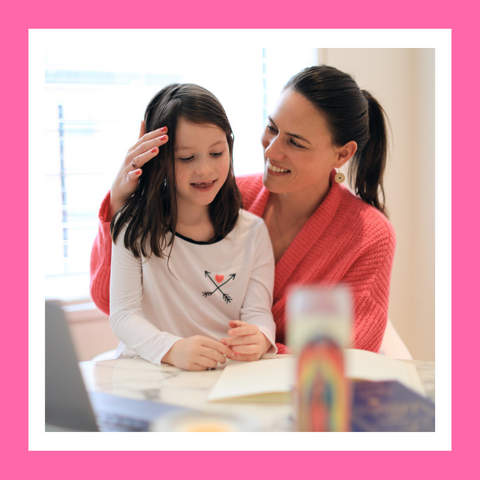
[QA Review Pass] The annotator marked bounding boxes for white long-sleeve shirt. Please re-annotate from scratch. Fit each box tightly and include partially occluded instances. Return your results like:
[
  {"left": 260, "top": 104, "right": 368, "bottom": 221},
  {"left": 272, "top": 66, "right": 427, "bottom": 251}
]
[{"left": 110, "top": 209, "right": 277, "bottom": 365}]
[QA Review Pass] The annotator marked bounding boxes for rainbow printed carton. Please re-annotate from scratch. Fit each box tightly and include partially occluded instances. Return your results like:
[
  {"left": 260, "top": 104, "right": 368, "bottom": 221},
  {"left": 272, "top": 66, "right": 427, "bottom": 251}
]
[{"left": 287, "top": 285, "right": 353, "bottom": 432}]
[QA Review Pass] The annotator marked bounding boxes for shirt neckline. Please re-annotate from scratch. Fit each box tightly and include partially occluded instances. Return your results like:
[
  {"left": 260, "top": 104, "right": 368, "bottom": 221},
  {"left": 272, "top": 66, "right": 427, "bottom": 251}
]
[{"left": 174, "top": 231, "right": 224, "bottom": 245}]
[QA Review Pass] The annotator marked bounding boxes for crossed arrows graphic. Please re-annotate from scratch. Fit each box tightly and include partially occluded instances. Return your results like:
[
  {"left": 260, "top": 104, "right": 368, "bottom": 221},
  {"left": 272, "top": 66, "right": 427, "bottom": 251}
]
[{"left": 203, "top": 271, "right": 236, "bottom": 304}]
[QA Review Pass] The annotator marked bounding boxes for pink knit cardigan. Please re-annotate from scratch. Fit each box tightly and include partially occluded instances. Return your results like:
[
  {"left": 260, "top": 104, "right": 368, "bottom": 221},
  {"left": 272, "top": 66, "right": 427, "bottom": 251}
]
[{"left": 90, "top": 170, "right": 395, "bottom": 354}]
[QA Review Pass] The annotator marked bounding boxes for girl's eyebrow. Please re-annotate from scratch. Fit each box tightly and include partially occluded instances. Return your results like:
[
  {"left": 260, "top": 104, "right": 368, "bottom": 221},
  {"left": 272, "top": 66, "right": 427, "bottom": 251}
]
[
  {"left": 268, "top": 116, "right": 311, "bottom": 145},
  {"left": 175, "top": 139, "right": 227, "bottom": 152}
]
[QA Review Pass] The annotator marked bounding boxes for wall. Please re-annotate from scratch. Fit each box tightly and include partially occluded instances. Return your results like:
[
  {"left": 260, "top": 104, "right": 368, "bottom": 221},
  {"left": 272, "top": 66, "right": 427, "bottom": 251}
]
[
  {"left": 65, "top": 304, "right": 118, "bottom": 361},
  {"left": 322, "top": 49, "right": 435, "bottom": 360}
]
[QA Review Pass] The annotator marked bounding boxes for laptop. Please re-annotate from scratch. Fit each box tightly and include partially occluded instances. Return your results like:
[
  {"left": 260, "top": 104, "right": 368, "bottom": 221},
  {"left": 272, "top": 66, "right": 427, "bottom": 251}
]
[{"left": 45, "top": 300, "right": 194, "bottom": 432}]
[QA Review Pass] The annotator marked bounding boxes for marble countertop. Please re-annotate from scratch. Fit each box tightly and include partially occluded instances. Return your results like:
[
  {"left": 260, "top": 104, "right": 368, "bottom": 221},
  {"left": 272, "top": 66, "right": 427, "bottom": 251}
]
[
  {"left": 79, "top": 355, "right": 434, "bottom": 432},
  {"left": 80, "top": 355, "right": 296, "bottom": 431}
]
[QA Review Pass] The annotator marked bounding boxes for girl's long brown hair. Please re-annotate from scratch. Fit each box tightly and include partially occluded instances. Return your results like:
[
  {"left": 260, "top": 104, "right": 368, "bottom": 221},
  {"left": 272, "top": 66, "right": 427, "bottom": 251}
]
[{"left": 111, "top": 83, "right": 242, "bottom": 258}]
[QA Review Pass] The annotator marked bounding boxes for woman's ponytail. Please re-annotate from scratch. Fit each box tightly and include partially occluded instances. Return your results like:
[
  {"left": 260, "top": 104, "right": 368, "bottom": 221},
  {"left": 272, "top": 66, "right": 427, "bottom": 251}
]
[{"left": 349, "top": 90, "right": 388, "bottom": 217}]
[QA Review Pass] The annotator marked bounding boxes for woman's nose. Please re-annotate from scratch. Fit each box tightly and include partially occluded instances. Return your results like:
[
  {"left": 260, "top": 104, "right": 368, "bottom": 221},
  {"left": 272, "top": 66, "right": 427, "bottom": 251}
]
[{"left": 263, "top": 134, "right": 283, "bottom": 160}]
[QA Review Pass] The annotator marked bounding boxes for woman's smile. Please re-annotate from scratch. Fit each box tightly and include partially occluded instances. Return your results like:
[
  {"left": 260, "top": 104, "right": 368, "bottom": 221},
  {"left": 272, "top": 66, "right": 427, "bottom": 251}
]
[{"left": 266, "top": 159, "right": 291, "bottom": 175}]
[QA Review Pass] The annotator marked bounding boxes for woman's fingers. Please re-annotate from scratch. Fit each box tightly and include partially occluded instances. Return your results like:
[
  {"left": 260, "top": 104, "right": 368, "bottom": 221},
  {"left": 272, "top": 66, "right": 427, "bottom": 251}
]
[
  {"left": 129, "top": 135, "right": 168, "bottom": 169},
  {"left": 132, "top": 133, "right": 168, "bottom": 158},
  {"left": 130, "top": 146, "right": 160, "bottom": 170},
  {"left": 138, "top": 120, "right": 146, "bottom": 139},
  {"left": 109, "top": 124, "right": 168, "bottom": 219},
  {"left": 130, "top": 126, "right": 168, "bottom": 153},
  {"left": 126, "top": 169, "right": 142, "bottom": 183}
]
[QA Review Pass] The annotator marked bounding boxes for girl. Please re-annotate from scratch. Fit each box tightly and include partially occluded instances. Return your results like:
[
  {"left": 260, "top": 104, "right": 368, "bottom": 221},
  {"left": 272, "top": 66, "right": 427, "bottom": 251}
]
[{"left": 109, "top": 84, "right": 277, "bottom": 371}]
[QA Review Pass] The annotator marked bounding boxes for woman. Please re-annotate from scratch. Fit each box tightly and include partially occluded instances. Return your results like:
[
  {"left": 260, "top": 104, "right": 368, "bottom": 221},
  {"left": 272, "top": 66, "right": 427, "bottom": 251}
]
[{"left": 90, "top": 65, "right": 395, "bottom": 354}]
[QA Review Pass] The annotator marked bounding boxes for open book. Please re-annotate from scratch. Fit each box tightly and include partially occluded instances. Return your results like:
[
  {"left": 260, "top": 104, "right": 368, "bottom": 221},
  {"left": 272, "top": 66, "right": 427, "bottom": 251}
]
[{"left": 207, "top": 349, "right": 425, "bottom": 403}]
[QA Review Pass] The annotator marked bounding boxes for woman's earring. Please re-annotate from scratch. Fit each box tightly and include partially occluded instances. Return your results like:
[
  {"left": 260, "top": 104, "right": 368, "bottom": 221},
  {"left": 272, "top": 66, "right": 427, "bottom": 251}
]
[{"left": 334, "top": 169, "right": 345, "bottom": 184}]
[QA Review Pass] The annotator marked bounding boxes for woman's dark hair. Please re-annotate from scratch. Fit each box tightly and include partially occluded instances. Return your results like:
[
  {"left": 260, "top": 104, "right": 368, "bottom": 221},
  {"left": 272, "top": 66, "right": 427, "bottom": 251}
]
[
  {"left": 111, "top": 83, "right": 242, "bottom": 258},
  {"left": 284, "top": 65, "right": 389, "bottom": 217}
]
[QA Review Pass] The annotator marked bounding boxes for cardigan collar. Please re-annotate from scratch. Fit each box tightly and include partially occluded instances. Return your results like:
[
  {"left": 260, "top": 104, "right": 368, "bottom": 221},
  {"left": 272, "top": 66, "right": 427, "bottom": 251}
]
[{"left": 249, "top": 169, "right": 343, "bottom": 298}]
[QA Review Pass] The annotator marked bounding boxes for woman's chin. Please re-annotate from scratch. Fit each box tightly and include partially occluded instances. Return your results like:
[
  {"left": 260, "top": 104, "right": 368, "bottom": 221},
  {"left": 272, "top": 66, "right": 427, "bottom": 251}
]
[{"left": 263, "top": 170, "right": 288, "bottom": 193}]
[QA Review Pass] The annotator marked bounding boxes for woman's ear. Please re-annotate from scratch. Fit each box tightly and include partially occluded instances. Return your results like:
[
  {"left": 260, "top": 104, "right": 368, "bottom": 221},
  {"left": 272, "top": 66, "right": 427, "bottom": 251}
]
[{"left": 336, "top": 141, "right": 357, "bottom": 168}]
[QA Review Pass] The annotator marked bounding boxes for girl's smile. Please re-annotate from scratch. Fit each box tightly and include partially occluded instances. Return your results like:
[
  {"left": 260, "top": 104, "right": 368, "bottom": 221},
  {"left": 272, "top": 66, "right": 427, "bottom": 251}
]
[{"left": 190, "top": 179, "right": 218, "bottom": 191}]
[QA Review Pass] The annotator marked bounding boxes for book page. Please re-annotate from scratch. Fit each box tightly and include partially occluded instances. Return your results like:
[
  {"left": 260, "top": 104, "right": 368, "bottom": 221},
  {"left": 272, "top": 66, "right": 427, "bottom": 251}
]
[
  {"left": 207, "top": 357, "right": 296, "bottom": 402},
  {"left": 345, "top": 350, "right": 425, "bottom": 396},
  {"left": 207, "top": 350, "right": 425, "bottom": 403}
]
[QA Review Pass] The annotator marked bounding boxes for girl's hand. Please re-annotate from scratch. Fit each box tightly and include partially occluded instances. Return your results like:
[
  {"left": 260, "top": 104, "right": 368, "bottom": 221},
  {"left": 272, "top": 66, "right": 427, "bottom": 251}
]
[
  {"left": 221, "top": 320, "right": 270, "bottom": 362},
  {"left": 162, "top": 335, "right": 234, "bottom": 371},
  {"left": 107, "top": 121, "right": 169, "bottom": 221}
]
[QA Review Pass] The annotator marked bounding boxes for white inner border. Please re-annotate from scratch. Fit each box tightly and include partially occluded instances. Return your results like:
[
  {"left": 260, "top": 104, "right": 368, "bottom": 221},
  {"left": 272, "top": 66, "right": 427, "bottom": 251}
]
[{"left": 29, "top": 28, "right": 451, "bottom": 451}]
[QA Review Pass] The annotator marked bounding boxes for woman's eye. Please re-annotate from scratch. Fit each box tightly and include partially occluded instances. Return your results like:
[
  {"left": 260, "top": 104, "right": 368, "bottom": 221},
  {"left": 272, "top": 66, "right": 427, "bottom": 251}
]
[
  {"left": 267, "top": 124, "right": 277, "bottom": 133},
  {"left": 179, "top": 156, "right": 194, "bottom": 162},
  {"left": 289, "top": 139, "right": 305, "bottom": 149},
  {"left": 210, "top": 151, "right": 224, "bottom": 157}
]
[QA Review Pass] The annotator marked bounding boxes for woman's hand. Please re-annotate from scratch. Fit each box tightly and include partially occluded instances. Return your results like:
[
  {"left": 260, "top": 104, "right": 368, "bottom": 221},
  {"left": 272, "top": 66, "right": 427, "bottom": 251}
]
[
  {"left": 221, "top": 320, "right": 270, "bottom": 362},
  {"left": 107, "top": 121, "right": 169, "bottom": 221},
  {"left": 162, "top": 335, "right": 234, "bottom": 371}
]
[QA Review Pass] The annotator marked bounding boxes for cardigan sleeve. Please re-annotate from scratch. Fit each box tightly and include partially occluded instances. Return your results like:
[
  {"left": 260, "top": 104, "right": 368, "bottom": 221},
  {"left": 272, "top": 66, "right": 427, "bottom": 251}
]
[
  {"left": 348, "top": 220, "right": 396, "bottom": 352},
  {"left": 89, "top": 192, "right": 113, "bottom": 315},
  {"left": 275, "top": 343, "right": 291, "bottom": 355}
]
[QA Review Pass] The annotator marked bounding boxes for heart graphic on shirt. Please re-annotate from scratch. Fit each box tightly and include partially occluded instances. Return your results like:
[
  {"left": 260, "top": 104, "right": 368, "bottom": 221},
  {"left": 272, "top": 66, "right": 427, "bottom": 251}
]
[{"left": 203, "top": 271, "right": 237, "bottom": 304}]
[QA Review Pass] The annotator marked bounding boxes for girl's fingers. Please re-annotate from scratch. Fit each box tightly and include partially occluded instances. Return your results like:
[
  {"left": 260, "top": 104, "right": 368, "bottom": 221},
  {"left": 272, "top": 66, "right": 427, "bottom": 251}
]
[
  {"left": 229, "top": 320, "right": 245, "bottom": 328},
  {"left": 198, "top": 355, "right": 219, "bottom": 369},
  {"left": 230, "top": 353, "right": 257, "bottom": 362},
  {"left": 221, "top": 334, "right": 256, "bottom": 346},
  {"left": 231, "top": 344, "right": 258, "bottom": 355},
  {"left": 227, "top": 325, "right": 255, "bottom": 337},
  {"left": 200, "top": 347, "right": 226, "bottom": 365},
  {"left": 203, "top": 340, "right": 234, "bottom": 360},
  {"left": 190, "top": 363, "right": 209, "bottom": 371}
]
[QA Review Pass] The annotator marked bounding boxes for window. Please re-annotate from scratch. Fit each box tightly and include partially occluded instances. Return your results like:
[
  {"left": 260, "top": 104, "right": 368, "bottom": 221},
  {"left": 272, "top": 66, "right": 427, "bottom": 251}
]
[{"left": 42, "top": 30, "right": 317, "bottom": 301}]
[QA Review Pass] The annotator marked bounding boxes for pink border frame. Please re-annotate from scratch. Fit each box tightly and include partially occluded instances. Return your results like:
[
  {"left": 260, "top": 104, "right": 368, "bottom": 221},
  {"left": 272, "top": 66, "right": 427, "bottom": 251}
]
[{"left": 5, "top": 0, "right": 477, "bottom": 476}]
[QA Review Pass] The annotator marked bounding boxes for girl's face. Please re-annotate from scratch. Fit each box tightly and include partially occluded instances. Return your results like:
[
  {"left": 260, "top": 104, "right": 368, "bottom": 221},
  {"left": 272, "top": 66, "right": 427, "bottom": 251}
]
[
  {"left": 261, "top": 88, "right": 340, "bottom": 198},
  {"left": 174, "top": 118, "right": 230, "bottom": 213}
]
